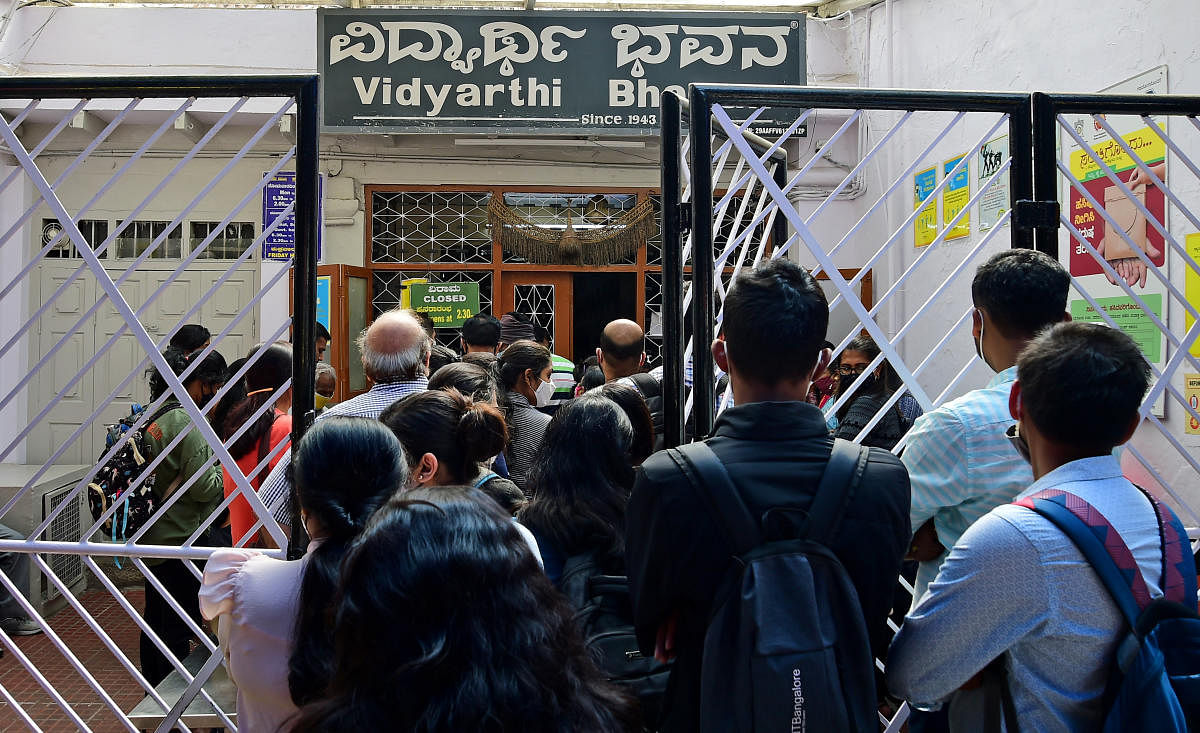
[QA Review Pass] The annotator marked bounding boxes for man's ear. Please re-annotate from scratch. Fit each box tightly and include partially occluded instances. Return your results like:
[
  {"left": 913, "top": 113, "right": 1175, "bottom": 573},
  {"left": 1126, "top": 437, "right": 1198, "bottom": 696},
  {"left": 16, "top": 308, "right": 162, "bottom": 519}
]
[
  {"left": 712, "top": 337, "right": 729, "bottom": 373},
  {"left": 596, "top": 347, "right": 604, "bottom": 366},
  {"left": 1009, "top": 380, "right": 1022, "bottom": 421},
  {"left": 1061, "top": 310, "right": 1072, "bottom": 323},
  {"left": 639, "top": 352, "right": 647, "bottom": 368},
  {"left": 972, "top": 306, "right": 984, "bottom": 340}
]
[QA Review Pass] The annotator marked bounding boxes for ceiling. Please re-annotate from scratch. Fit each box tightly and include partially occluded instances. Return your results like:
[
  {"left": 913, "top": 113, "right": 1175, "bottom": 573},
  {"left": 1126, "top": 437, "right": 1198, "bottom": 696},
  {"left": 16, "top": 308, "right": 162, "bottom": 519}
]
[{"left": 52, "top": 0, "right": 876, "bottom": 15}]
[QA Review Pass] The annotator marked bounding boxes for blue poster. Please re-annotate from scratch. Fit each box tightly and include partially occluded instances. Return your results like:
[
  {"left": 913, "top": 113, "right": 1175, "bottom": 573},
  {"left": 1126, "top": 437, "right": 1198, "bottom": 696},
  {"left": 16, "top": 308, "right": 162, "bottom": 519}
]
[
  {"left": 316, "top": 275, "right": 332, "bottom": 331},
  {"left": 262, "top": 171, "right": 323, "bottom": 261}
]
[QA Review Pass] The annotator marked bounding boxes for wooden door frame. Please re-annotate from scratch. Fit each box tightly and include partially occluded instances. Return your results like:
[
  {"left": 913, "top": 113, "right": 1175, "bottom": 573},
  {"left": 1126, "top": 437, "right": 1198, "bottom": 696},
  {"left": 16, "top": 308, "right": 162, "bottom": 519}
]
[
  {"left": 497, "top": 271, "right": 574, "bottom": 358},
  {"left": 297, "top": 265, "right": 373, "bottom": 402}
]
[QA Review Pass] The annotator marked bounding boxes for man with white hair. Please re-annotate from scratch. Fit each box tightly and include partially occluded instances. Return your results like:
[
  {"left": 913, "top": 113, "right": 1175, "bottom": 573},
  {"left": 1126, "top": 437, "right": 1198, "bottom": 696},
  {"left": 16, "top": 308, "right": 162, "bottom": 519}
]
[{"left": 258, "top": 309, "right": 431, "bottom": 545}]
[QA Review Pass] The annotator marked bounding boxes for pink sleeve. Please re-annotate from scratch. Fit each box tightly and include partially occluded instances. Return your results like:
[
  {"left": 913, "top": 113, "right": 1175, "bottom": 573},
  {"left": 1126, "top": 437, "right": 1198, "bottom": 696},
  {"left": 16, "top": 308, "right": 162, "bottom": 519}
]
[{"left": 199, "top": 548, "right": 261, "bottom": 621}]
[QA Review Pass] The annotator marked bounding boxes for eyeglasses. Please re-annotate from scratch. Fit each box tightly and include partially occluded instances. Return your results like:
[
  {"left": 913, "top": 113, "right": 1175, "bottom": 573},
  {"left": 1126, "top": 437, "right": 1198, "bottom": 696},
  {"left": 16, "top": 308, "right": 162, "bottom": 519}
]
[{"left": 835, "top": 364, "right": 868, "bottom": 376}]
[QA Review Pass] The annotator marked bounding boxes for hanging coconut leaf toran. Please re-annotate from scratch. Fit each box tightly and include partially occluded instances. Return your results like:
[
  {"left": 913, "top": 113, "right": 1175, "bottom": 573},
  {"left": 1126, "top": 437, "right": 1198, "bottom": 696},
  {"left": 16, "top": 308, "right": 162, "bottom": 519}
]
[{"left": 488, "top": 196, "right": 656, "bottom": 265}]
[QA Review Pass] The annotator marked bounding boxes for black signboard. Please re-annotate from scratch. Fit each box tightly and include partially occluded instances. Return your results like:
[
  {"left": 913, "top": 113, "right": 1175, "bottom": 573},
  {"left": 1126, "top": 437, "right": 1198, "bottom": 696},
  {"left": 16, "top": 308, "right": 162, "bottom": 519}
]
[{"left": 318, "top": 10, "right": 805, "bottom": 135}]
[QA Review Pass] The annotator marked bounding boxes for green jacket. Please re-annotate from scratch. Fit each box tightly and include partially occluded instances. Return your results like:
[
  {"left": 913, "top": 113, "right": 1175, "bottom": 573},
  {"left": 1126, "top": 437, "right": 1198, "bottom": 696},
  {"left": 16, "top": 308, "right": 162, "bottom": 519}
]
[{"left": 141, "top": 402, "right": 223, "bottom": 559}]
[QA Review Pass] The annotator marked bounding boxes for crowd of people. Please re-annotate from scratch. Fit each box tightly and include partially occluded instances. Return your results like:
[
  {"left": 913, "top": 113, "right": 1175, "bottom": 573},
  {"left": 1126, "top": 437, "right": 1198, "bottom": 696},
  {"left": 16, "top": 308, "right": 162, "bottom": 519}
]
[{"left": 124, "top": 248, "right": 1193, "bottom": 732}]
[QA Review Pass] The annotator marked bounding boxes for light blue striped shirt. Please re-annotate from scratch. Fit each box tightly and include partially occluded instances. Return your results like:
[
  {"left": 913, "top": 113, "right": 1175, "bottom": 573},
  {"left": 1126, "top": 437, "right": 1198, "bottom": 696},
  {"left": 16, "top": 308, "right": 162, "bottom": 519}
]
[
  {"left": 901, "top": 366, "right": 1032, "bottom": 604},
  {"left": 888, "top": 455, "right": 1163, "bottom": 732}
]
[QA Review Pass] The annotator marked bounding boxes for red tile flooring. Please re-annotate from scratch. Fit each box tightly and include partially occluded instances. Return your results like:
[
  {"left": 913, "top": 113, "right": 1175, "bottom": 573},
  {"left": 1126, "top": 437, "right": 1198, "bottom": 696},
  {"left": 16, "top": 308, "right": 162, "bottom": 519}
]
[{"left": 0, "top": 589, "right": 150, "bottom": 733}]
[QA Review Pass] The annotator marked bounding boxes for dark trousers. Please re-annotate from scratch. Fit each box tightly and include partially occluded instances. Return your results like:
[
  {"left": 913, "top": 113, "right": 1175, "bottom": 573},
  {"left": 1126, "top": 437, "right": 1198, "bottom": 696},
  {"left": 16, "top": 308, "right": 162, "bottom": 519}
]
[
  {"left": 0, "top": 523, "right": 31, "bottom": 619},
  {"left": 140, "top": 559, "right": 202, "bottom": 686}
]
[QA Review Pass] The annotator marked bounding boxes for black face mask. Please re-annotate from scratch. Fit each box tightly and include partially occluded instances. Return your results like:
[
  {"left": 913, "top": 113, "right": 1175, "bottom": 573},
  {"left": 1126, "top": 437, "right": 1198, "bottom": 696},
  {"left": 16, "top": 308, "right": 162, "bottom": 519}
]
[{"left": 837, "top": 372, "right": 878, "bottom": 399}]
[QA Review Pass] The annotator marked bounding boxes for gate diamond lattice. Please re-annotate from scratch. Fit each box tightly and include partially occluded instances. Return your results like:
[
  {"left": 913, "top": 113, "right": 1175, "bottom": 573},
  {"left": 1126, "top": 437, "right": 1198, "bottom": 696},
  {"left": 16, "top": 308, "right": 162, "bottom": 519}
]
[
  {"left": 662, "top": 84, "right": 1200, "bottom": 732},
  {"left": 0, "top": 76, "right": 319, "bottom": 732}
]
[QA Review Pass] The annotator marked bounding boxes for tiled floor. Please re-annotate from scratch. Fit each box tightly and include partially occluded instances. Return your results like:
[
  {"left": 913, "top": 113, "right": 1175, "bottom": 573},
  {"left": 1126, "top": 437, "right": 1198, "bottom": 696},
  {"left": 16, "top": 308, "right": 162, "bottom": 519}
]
[{"left": 0, "top": 588, "right": 150, "bottom": 733}]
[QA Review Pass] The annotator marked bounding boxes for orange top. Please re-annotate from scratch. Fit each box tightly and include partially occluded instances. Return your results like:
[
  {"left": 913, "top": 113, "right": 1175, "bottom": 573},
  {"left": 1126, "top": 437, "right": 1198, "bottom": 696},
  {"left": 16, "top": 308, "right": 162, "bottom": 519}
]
[{"left": 223, "top": 412, "right": 292, "bottom": 547}]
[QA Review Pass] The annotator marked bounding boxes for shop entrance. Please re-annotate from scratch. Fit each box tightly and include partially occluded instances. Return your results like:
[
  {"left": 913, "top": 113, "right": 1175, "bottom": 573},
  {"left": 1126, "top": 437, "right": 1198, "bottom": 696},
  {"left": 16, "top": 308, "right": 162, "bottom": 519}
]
[{"left": 571, "top": 272, "right": 638, "bottom": 365}]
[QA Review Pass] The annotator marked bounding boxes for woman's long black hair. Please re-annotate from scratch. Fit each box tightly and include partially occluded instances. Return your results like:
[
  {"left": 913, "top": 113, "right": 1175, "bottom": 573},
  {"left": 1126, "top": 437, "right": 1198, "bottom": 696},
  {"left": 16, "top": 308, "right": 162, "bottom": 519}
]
[
  {"left": 215, "top": 342, "right": 292, "bottom": 458},
  {"left": 518, "top": 393, "right": 635, "bottom": 564},
  {"left": 290, "top": 486, "right": 639, "bottom": 733},
  {"left": 286, "top": 418, "right": 408, "bottom": 707}
]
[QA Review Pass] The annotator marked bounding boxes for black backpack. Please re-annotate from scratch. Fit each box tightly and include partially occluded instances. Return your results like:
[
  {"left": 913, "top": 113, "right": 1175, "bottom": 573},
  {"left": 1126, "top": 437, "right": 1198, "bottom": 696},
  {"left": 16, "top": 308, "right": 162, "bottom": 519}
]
[
  {"left": 669, "top": 439, "right": 877, "bottom": 733},
  {"left": 87, "top": 402, "right": 179, "bottom": 540},
  {"left": 627, "top": 372, "right": 665, "bottom": 451},
  {"left": 559, "top": 549, "right": 671, "bottom": 724}
]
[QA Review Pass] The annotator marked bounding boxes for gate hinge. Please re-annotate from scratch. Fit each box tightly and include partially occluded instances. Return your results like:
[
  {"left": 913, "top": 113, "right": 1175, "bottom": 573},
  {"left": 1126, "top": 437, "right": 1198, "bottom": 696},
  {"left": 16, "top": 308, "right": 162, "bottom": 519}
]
[
  {"left": 677, "top": 203, "right": 692, "bottom": 233},
  {"left": 1012, "top": 200, "right": 1060, "bottom": 232}
]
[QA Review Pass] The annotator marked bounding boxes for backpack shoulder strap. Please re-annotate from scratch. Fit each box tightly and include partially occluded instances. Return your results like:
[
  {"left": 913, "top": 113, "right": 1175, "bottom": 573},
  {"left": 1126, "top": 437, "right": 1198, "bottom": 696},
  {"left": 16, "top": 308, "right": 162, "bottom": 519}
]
[
  {"left": 628, "top": 371, "right": 661, "bottom": 399},
  {"left": 803, "top": 438, "right": 868, "bottom": 546},
  {"left": 670, "top": 442, "right": 760, "bottom": 554},
  {"left": 473, "top": 471, "right": 500, "bottom": 489},
  {"left": 1136, "top": 485, "right": 1197, "bottom": 607},
  {"left": 1017, "top": 490, "right": 1146, "bottom": 626},
  {"left": 669, "top": 438, "right": 868, "bottom": 554}
]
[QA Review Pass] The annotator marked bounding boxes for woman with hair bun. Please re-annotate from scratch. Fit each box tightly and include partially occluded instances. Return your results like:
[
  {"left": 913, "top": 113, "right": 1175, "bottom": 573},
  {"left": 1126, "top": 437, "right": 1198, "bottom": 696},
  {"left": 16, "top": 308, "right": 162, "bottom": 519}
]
[
  {"left": 199, "top": 418, "right": 407, "bottom": 733},
  {"left": 214, "top": 342, "right": 294, "bottom": 547},
  {"left": 290, "top": 486, "right": 639, "bottom": 733},
  {"left": 379, "top": 390, "right": 541, "bottom": 563}
]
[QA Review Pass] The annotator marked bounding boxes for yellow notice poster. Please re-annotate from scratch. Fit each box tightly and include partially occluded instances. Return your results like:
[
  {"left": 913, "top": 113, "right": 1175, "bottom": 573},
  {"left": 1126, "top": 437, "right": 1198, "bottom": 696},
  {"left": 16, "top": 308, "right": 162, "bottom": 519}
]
[
  {"left": 1187, "top": 374, "right": 1200, "bottom": 435},
  {"left": 1188, "top": 233, "right": 1200, "bottom": 357},
  {"left": 914, "top": 166, "right": 938, "bottom": 247},
  {"left": 399, "top": 278, "right": 428, "bottom": 309},
  {"left": 943, "top": 154, "right": 970, "bottom": 241}
]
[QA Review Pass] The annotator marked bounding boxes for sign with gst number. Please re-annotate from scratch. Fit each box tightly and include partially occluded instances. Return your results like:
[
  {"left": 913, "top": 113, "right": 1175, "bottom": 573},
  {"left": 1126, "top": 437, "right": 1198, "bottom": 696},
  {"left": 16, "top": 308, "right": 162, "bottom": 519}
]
[
  {"left": 408, "top": 282, "right": 481, "bottom": 328},
  {"left": 318, "top": 10, "right": 805, "bottom": 135}
]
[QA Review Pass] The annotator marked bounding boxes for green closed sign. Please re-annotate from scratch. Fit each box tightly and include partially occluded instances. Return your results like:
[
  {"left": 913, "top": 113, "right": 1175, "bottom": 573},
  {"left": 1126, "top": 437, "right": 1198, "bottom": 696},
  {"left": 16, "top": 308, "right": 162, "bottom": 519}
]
[{"left": 408, "top": 282, "right": 480, "bottom": 328}]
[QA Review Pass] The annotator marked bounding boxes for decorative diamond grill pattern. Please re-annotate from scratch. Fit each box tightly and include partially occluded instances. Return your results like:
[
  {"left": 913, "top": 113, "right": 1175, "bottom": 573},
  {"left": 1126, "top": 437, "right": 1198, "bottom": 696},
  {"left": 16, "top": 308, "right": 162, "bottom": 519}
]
[
  {"left": 514, "top": 284, "right": 555, "bottom": 344},
  {"left": 647, "top": 195, "right": 663, "bottom": 266},
  {"left": 372, "top": 191, "right": 493, "bottom": 264},
  {"left": 644, "top": 270, "right": 663, "bottom": 368},
  {"left": 373, "top": 269, "right": 493, "bottom": 349},
  {"left": 501, "top": 192, "right": 639, "bottom": 265}
]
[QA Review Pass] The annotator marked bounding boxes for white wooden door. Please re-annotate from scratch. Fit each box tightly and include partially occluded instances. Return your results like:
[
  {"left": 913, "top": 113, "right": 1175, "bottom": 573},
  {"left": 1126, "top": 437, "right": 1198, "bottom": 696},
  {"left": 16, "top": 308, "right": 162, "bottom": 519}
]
[{"left": 30, "top": 263, "right": 259, "bottom": 465}]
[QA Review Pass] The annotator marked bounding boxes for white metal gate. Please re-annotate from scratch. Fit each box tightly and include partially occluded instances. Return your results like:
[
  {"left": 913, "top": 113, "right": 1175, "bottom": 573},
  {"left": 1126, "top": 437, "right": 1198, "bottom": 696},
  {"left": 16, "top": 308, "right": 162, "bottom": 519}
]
[
  {"left": 662, "top": 83, "right": 1200, "bottom": 731},
  {"left": 0, "top": 75, "right": 319, "bottom": 732}
]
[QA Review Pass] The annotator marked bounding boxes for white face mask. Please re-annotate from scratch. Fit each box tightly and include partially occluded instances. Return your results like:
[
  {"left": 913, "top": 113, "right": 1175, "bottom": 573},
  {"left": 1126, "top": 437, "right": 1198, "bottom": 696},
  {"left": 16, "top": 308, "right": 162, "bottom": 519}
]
[{"left": 534, "top": 377, "right": 555, "bottom": 407}]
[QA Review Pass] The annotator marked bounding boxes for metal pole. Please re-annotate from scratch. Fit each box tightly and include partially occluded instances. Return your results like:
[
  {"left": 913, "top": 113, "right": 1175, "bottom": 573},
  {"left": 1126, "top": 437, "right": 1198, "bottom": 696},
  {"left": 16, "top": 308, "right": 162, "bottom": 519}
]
[
  {"left": 1007, "top": 97, "right": 1035, "bottom": 250},
  {"left": 689, "top": 85, "right": 716, "bottom": 440},
  {"left": 289, "top": 75, "right": 320, "bottom": 559},
  {"left": 771, "top": 156, "right": 790, "bottom": 256},
  {"left": 1030, "top": 92, "right": 1061, "bottom": 257},
  {"left": 660, "top": 91, "right": 686, "bottom": 449}
]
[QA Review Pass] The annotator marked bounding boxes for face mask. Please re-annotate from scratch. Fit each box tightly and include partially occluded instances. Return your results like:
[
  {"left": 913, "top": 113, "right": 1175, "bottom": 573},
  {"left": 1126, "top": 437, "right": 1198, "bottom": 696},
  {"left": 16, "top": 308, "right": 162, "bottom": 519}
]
[
  {"left": 534, "top": 377, "right": 555, "bottom": 407},
  {"left": 314, "top": 393, "right": 331, "bottom": 410},
  {"left": 974, "top": 309, "right": 991, "bottom": 371},
  {"left": 1006, "top": 423, "right": 1032, "bottom": 464}
]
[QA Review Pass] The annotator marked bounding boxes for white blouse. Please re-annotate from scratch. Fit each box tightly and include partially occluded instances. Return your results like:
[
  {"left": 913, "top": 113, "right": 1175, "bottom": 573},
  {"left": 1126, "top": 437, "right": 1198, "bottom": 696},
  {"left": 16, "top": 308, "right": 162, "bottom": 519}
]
[{"left": 199, "top": 547, "right": 309, "bottom": 733}]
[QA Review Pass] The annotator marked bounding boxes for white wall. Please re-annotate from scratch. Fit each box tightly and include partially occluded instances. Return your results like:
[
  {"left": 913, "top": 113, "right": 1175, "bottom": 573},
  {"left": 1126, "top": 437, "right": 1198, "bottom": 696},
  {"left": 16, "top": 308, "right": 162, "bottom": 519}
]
[
  {"left": 852, "top": 0, "right": 1200, "bottom": 513},
  {"left": 0, "top": 165, "right": 30, "bottom": 463}
]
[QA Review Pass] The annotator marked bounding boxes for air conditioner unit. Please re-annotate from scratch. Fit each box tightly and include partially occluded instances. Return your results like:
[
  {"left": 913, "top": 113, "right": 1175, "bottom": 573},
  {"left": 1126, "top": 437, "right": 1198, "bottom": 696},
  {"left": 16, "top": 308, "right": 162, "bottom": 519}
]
[
  {"left": 41, "top": 482, "right": 86, "bottom": 602},
  {"left": 0, "top": 464, "right": 91, "bottom": 616}
]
